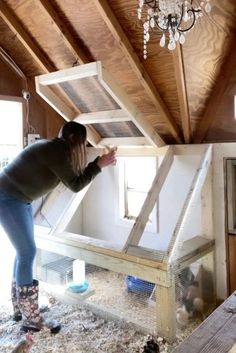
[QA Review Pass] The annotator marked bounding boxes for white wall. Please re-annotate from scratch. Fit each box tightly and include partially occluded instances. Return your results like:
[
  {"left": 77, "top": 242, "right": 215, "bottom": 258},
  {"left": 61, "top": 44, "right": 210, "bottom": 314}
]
[
  {"left": 66, "top": 143, "right": 236, "bottom": 300},
  {"left": 68, "top": 153, "right": 202, "bottom": 252}
]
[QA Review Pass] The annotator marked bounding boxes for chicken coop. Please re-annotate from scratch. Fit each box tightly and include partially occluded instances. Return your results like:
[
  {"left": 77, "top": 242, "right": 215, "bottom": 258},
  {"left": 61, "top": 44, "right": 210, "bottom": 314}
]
[{"left": 33, "top": 62, "right": 216, "bottom": 342}]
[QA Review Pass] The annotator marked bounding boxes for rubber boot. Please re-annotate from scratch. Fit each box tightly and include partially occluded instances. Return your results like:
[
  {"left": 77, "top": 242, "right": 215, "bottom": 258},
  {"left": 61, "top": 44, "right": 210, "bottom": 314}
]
[
  {"left": 17, "top": 280, "right": 61, "bottom": 334},
  {"left": 11, "top": 280, "right": 22, "bottom": 322},
  {"left": 12, "top": 280, "right": 49, "bottom": 322}
]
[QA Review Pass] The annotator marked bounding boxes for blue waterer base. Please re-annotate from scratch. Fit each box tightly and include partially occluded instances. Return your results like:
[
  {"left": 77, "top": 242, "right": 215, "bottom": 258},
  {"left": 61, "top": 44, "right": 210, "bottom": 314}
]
[{"left": 67, "top": 281, "right": 89, "bottom": 293}]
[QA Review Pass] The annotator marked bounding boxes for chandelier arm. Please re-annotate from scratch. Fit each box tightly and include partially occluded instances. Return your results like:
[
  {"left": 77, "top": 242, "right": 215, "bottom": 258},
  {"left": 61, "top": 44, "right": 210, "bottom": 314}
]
[
  {"left": 153, "top": 16, "right": 169, "bottom": 33},
  {"left": 176, "top": 4, "right": 184, "bottom": 32},
  {"left": 177, "top": 8, "right": 200, "bottom": 33},
  {"left": 144, "top": 0, "right": 160, "bottom": 13}
]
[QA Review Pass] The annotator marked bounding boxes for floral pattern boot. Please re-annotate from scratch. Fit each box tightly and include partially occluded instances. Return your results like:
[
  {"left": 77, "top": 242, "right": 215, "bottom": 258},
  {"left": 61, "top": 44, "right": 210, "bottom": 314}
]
[
  {"left": 17, "top": 279, "right": 61, "bottom": 334},
  {"left": 11, "top": 280, "right": 22, "bottom": 322}
]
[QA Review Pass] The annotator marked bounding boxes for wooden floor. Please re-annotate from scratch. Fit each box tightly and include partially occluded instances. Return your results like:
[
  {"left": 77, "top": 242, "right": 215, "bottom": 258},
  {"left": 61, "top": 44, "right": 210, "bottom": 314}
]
[{"left": 173, "top": 293, "right": 236, "bottom": 353}]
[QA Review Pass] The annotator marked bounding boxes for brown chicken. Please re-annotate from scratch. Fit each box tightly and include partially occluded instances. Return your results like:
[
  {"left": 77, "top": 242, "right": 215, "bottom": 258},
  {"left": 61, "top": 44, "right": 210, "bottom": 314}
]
[{"left": 11, "top": 333, "right": 33, "bottom": 353}]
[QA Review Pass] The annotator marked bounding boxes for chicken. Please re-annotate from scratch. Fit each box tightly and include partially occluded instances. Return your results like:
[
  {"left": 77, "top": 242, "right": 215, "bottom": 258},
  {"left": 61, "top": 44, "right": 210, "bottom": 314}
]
[
  {"left": 142, "top": 337, "right": 160, "bottom": 353},
  {"left": 11, "top": 333, "right": 33, "bottom": 353}
]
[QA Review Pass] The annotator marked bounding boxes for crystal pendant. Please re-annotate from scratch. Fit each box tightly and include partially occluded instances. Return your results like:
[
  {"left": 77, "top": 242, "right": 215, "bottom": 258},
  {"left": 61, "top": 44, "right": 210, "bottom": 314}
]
[
  {"left": 174, "top": 31, "right": 180, "bottom": 41},
  {"left": 160, "top": 33, "right": 166, "bottom": 47},
  {"left": 137, "top": 8, "right": 142, "bottom": 20},
  {"left": 150, "top": 17, "right": 155, "bottom": 28},
  {"left": 179, "top": 33, "right": 186, "bottom": 44},
  {"left": 145, "top": 32, "right": 150, "bottom": 42},
  {"left": 168, "top": 40, "right": 176, "bottom": 50},
  {"left": 205, "top": 3, "right": 211, "bottom": 12},
  {"left": 139, "top": 0, "right": 144, "bottom": 7}
]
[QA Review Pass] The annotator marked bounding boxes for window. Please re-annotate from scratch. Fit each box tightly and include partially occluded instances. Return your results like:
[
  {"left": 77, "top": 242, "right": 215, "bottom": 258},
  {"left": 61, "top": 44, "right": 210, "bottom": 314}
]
[
  {"left": 0, "top": 98, "right": 23, "bottom": 171},
  {"left": 118, "top": 156, "right": 157, "bottom": 232},
  {"left": 0, "top": 97, "right": 23, "bottom": 303}
]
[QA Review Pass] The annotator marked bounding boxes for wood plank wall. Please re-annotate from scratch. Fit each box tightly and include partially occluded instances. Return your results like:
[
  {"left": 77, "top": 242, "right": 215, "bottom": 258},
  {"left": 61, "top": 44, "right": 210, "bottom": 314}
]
[{"left": 0, "top": 57, "right": 64, "bottom": 139}]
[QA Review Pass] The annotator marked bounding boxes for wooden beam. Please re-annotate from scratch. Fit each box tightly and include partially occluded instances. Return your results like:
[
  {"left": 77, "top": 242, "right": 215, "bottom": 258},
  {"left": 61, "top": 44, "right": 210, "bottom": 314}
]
[
  {"left": 172, "top": 44, "right": 191, "bottom": 143},
  {"left": 194, "top": 42, "right": 236, "bottom": 143},
  {"left": 35, "top": 77, "right": 75, "bottom": 120},
  {"left": 98, "top": 64, "right": 166, "bottom": 147},
  {"left": 98, "top": 136, "right": 149, "bottom": 147},
  {"left": 34, "top": 228, "right": 169, "bottom": 274},
  {"left": 74, "top": 109, "right": 131, "bottom": 124},
  {"left": 0, "top": 2, "right": 79, "bottom": 114},
  {"left": 0, "top": 2, "right": 53, "bottom": 72},
  {"left": 93, "top": 0, "right": 182, "bottom": 143},
  {"left": 115, "top": 146, "right": 160, "bottom": 156},
  {"left": 37, "top": 0, "right": 88, "bottom": 65},
  {"left": 86, "top": 125, "right": 101, "bottom": 147},
  {"left": 37, "top": 62, "right": 99, "bottom": 86},
  {"left": 167, "top": 144, "right": 213, "bottom": 263},
  {"left": 35, "top": 78, "right": 101, "bottom": 146},
  {"left": 123, "top": 146, "right": 174, "bottom": 252}
]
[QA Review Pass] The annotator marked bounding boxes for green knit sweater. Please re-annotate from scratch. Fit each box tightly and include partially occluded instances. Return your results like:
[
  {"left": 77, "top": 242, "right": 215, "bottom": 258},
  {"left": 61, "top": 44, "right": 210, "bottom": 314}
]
[{"left": 0, "top": 138, "right": 101, "bottom": 202}]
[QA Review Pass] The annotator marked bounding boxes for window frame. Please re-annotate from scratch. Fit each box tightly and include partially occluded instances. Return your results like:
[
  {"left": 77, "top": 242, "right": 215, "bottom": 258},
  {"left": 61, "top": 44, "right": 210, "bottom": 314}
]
[
  {"left": 0, "top": 95, "right": 24, "bottom": 170},
  {"left": 116, "top": 156, "right": 158, "bottom": 233}
]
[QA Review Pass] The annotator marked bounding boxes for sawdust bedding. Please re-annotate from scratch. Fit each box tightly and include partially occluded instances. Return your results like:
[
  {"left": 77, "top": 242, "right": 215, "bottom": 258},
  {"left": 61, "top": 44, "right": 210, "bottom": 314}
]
[
  {"left": 0, "top": 296, "right": 202, "bottom": 353},
  {"left": 0, "top": 267, "right": 203, "bottom": 353}
]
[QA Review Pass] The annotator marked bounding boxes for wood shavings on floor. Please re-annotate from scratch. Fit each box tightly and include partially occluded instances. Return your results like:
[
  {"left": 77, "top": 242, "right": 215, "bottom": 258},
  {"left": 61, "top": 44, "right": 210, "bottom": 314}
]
[{"left": 0, "top": 295, "right": 202, "bottom": 353}]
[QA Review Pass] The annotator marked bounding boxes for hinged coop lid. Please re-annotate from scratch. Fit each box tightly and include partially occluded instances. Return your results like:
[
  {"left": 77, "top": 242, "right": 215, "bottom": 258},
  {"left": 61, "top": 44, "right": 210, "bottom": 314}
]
[{"left": 35, "top": 61, "right": 165, "bottom": 149}]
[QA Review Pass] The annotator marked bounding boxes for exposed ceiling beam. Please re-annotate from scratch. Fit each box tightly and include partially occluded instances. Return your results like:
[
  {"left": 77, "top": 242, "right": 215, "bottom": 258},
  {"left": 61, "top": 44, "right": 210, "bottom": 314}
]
[
  {"left": 93, "top": 0, "right": 182, "bottom": 144},
  {"left": 0, "top": 2, "right": 80, "bottom": 114},
  {"left": 172, "top": 44, "right": 191, "bottom": 143},
  {"left": 37, "top": 0, "right": 88, "bottom": 65},
  {"left": 194, "top": 41, "right": 236, "bottom": 143},
  {"left": 0, "top": 2, "right": 54, "bottom": 72},
  {"left": 0, "top": 2, "right": 100, "bottom": 146}
]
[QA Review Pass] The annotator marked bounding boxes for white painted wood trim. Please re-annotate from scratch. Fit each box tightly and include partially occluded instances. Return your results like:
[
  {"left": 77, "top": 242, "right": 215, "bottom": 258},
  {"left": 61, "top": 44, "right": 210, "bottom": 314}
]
[
  {"left": 74, "top": 109, "right": 131, "bottom": 124},
  {"left": 37, "top": 61, "right": 99, "bottom": 86},
  {"left": 35, "top": 77, "right": 75, "bottom": 120},
  {"left": 98, "top": 136, "right": 149, "bottom": 147},
  {"left": 167, "top": 144, "right": 213, "bottom": 263},
  {"left": 50, "top": 184, "right": 91, "bottom": 234}
]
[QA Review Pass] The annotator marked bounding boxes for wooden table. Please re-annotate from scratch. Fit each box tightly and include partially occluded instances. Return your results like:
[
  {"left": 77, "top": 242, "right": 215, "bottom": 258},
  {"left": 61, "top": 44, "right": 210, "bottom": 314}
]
[{"left": 172, "top": 293, "right": 236, "bottom": 353}]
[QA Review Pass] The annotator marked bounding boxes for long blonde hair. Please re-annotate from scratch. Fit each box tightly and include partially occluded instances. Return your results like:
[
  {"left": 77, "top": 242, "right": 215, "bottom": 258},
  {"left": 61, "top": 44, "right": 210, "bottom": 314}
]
[
  {"left": 71, "top": 141, "right": 87, "bottom": 174},
  {"left": 60, "top": 121, "right": 87, "bottom": 174}
]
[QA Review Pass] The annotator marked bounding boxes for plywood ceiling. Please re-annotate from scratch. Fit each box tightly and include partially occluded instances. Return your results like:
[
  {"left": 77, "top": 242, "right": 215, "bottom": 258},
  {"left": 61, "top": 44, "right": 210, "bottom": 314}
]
[{"left": 0, "top": 0, "right": 236, "bottom": 145}]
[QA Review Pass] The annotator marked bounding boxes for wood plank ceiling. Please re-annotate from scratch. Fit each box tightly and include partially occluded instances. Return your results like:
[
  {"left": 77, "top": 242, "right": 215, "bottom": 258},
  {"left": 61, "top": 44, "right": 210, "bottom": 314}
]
[{"left": 0, "top": 0, "right": 236, "bottom": 145}]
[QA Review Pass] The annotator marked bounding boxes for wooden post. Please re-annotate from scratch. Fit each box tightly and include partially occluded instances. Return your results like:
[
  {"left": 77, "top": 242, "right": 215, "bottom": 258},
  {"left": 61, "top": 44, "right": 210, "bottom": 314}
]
[{"left": 156, "top": 273, "right": 176, "bottom": 342}]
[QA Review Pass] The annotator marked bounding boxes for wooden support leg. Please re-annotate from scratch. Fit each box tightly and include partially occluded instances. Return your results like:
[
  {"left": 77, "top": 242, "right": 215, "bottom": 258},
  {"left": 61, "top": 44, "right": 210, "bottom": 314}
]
[{"left": 156, "top": 277, "right": 176, "bottom": 342}]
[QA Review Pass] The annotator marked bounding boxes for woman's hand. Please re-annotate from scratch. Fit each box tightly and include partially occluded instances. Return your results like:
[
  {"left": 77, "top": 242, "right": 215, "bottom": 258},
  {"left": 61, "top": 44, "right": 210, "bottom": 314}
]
[{"left": 97, "top": 149, "right": 117, "bottom": 169}]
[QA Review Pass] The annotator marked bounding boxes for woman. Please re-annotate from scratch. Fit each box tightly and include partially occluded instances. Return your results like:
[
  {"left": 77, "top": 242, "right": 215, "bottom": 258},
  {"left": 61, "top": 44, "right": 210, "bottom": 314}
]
[{"left": 0, "top": 121, "right": 116, "bottom": 333}]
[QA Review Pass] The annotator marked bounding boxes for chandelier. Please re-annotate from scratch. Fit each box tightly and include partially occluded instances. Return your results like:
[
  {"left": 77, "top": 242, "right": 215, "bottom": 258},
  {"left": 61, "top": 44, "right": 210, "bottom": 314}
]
[{"left": 137, "top": 0, "right": 211, "bottom": 57}]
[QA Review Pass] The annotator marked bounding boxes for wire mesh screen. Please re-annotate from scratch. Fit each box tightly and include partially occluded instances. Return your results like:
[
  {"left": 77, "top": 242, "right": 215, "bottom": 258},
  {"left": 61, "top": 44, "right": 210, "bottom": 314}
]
[
  {"left": 174, "top": 252, "right": 215, "bottom": 328},
  {"left": 35, "top": 249, "right": 215, "bottom": 339}
]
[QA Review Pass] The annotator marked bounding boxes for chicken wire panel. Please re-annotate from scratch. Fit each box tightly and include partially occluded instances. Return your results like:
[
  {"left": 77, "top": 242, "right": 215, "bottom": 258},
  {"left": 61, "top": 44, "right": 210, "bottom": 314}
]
[
  {"left": 35, "top": 249, "right": 157, "bottom": 334},
  {"left": 174, "top": 251, "right": 216, "bottom": 328},
  {"left": 35, "top": 249, "right": 215, "bottom": 340}
]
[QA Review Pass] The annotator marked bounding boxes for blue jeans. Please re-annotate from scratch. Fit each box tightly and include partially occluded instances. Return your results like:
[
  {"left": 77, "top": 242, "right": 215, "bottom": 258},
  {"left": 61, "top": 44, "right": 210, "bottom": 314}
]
[{"left": 0, "top": 189, "right": 36, "bottom": 286}]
